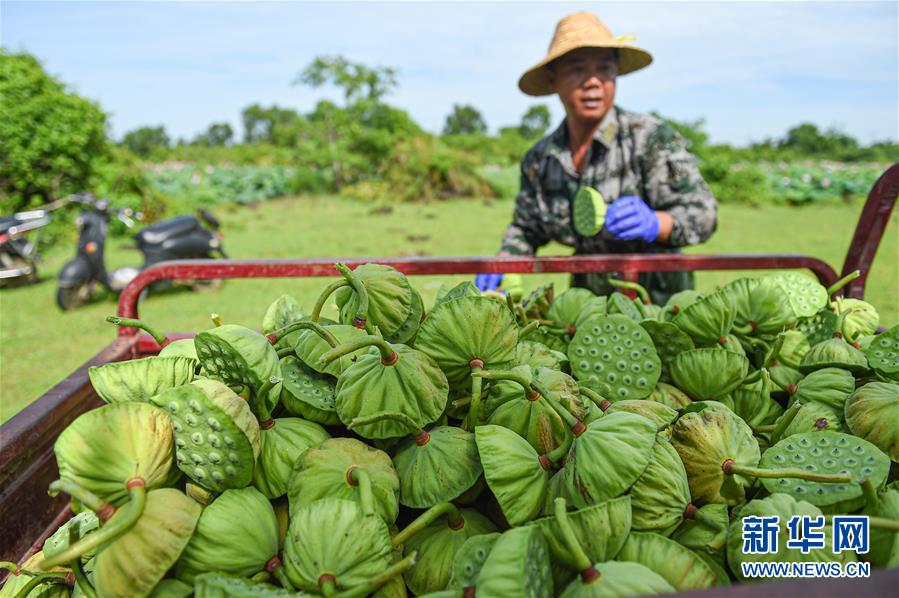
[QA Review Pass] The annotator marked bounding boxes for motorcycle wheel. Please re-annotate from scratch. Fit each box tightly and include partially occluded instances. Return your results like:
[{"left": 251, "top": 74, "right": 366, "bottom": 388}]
[{"left": 57, "top": 282, "right": 94, "bottom": 311}]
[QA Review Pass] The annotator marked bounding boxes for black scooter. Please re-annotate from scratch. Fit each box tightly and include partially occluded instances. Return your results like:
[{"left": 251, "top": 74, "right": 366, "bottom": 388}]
[
  {"left": 0, "top": 209, "right": 52, "bottom": 286},
  {"left": 57, "top": 192, "right": 228, "bottom": 310}
]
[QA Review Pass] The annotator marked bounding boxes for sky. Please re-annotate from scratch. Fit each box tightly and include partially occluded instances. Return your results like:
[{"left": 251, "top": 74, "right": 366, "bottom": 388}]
[{"left": 2, "top": 1, "right": 897, "bottom": 146}]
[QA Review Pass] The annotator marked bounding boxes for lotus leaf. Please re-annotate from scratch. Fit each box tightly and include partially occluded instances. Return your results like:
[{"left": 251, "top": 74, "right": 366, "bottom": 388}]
[
  {"left": 779, "top": 401, "right": 843, "bottom": 438},
  {"left": 448, "top": 532, "right": 500, "bottom": 589},
  {"left": 836, "top": 298, "right": 879, "bottom": 344},
  {"left": 771, "top": 272, "right": 828, "bottom": 319},
  {"left": 278, "top": 355, "right": 339, "bottom": 425},
  {"left": 845, "top": 382, "right": 899, "bottom": 461},
  {"left": 176, "top": 487, "right": 278, "bottom": 583},
  {"left": 152, "top": 379, "right": 260, "bottom": 492},
  {"left": 863, "top": 324, "right": 899, "bottom": 379},
  {"left": 475, "top": 526, "right": 552, "bottom": 598},
  {"left": 864, "top": 482, "right": 899, "bottom": 567},
  {"left": 262, "top": 294, "right": 304, "bottom": 349},
  {"left": 254, "top": 417, "right": 329, "bottom": 498},
  {"left": 800, "top": 334, "right": 868, "bottom": 374},
  {"left": 648, "top": 382, "right": 692, "bottom": 408},
  {"left": 727, "top": 494, "right": 855, "bottom": 581},
  {"left": 616, "top": 532, "right": 718, "bottom": 591},
  {"left": 758, "top": 432, "right": 890, "bottom": 513},
  {"left": 88, "top": 356, "right": 195, "bottom": 404},
  {"left": 334, "top": 263, "right": 422, "bottom": 344},
  {"left": 640, "top": 320, "right": 695, "bottom": 383},
  {"left": 629, "top": 436, "right": 692, "bottom": 535},
  {"left": 568, "top": 315, "right": 661, "bottom": 400},
  {"left": 672, "top": 289, "right": 735, "bottom": 345},
  {"left": 193, "top": 573, "right": 298, "bottom": 597},
  {"left": 670, "top": 348, "right": 749, "bottom": 401},
  {"left": 282, "top": 499, "right": 393, "bottom": 593},
  {"left": 54, "top": 402, "right": 174, "bottom": 506}
]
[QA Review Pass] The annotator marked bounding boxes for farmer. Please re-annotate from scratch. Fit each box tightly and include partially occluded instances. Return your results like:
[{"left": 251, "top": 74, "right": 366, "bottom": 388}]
[{"left": 476, "top": 11, "right": 718, "bottom": 304}]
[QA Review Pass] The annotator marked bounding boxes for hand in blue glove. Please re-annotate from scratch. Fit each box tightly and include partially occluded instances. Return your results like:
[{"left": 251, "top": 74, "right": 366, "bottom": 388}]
[
  {"left": 475, "top": 273, "right": 503, "bottom": 293},
  {"left": 605, "top": 195, "right": 660, "bottom": 243}
]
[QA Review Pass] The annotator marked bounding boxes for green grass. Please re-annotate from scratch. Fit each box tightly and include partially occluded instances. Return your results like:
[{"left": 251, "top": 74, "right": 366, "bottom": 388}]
[{"left": 1, "top": 196, "right": 895, "bottom": 422}]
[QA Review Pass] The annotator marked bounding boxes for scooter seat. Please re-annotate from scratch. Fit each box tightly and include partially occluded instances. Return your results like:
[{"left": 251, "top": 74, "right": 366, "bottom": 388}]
[
  {"left": 136, "top": 215, "right": 201, "bottom": 246},
  {"left": 0, "top": 217, "right": 18, "bottom": 234},
  {"left": 0, "top": 214, "right": 50, "bottom": 235}
]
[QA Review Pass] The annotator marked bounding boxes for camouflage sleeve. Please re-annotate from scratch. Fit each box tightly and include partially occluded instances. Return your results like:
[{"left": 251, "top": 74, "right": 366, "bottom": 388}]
[
  {"left": 499, "top": 159, "right": 551, "bottom": 255},
  {"left": 639, "top": 122, "right": 718, "bottom": 247}
]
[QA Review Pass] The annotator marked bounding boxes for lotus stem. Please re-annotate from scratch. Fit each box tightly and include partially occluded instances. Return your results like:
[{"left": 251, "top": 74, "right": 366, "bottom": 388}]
[
  {"left": 347, "top": 467, "right": 375, "bottom": 518},
  {"left": 12, "top": 574, "right": 69, "bottom": 598},
  {"left": 860, "top": 477, "right": 878, "bottom": 511},
  {"left": 210, "top": 313, "right": 223, "bottom": 327},
  {"left": 722, "top": 460, "right": 853, "bottom": 484},
  {"left": 320, "top": 335, "right": 396, "bottom": 365},
  {"left": 741, "top": 369, "right": 763, "bottom": 385},
  {"left": 753, "top": 424, "right": 776, "bottom": 434},
  {"left": 105, "top": 316, "right": 169, "bottom": 346},
  {"left": 545, "top": 433, "right": 574, "bottom": 466},
  {"left": 319, "top": 575, "right": 337, "bottom": 597},
  {"left": 534, "top": 381, "right": 585, "bottom": 436},
  {"left": 270, "top": 566, "right": 294, "bottom": 591},
  {"left": 554, "top": 498, "right": 598, "bottom": 582},
  {"left": 472, "top": 369, "right": 535, "bottom": 394},
  {"left": 505, "top": 293, "right": 517, "bottom": 319},
  {"left": 254, "top": 376, "right": 281, "bottom": 423},
  {"left": 335, "top": 263, "right": 369, "bottom": 331},
  {"left": 72, "top": 558, "right": 96, "bottom": 598},
  {"left": 769, "top": 400, "right": 802, "bottom": 445},
  {"left": 686, "top": 505, "right": 725, "bottom": 532},
  {"left": 465, "top": 363, "right": 485, "bottom": 431},
  {"left": 391, "top": 502, "right": 463, "bottom": 548},
  {"left": 250, "top": 571, "right": 270, "bottom": 582},
  {"left": 515, "top": 305, "right": 529, "bottom": 325},
  {"left": 311, "top": 279, "right": 350, "bottom": 322},
  {"left": 271, "top": 320, "right": 339, "bottom": 348},
  {"left": 827, "top": 270, "right": 860, "bottom": 297},
  {"left": 40, "top": 483, "right": 147, "bottom": 570},
  {"left": 0, "top": 562, "right": 19, "bottom": 574},
  {"left": 578, "top": 386, "right": 608, "bottom": 410},
  {"left": 868, "top": 517, "right": 899, "bottom": 532},
  {"left": 610, "top": 279, "right": 651, "bottom": 304},
  {"left": 348, "top": 411, "right": 426, "bottom": 441},
  {"left": 48, "top": 479, "right": 108, "bottom": 515},
  {"left": 335, "top": 552, "right": 418, "bottom": 598},
  {"left": 519, "top": 320, "right": 540, "bottom": 338},
  {"left": 731, "top": 323, "right": 753, "bottom": 336},
  {"left": 276, "top": 347, "right": 295, "bottom": 359}
]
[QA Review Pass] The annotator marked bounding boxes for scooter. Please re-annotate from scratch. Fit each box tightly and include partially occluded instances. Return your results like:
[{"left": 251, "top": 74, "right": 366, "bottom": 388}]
[
  {"left": 0, "top": 209, "right": 52, "bottom": 286},
  {"left": 56, "top": 192, "right": 228, "bottom": 310}
]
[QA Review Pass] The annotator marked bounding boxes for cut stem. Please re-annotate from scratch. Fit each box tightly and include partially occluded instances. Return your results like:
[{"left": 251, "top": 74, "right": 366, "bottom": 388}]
[
  {"left": 577, "top": 386, "right": 608, "bottom": 410},
  {"left": 271, "top": 321, "right": 339, "bottom": 348},
  {"left": 271, "top": 566, "right": 295, "bottom": 591},
  {"left": 105, "top": 316, "right": 168, "bottom": 346},
  {"left": 466, "top": 364, "right": 484, "bottom": 431},
  {"left": 519, "top": 320, "right": 540, "bottom": 339},
  {"left": 391, "top": 502, "right": 463, "bottom": 548},
  {"left": 535, "top": 381, "right": 584, "bottom": 435},
  {"left": 254, "top": 376, "right": 281, "bottom": 423},
  {"left": 554, "top": 497, "right": 598, "bottom": 583},
  {"left": 472, "top": 369, "right": 535, "bottom": 394},
  {"left": 769, "top": 400, "right": 802, "bottom": 445},
  {"left": 320, "top": 336, "right": 395, "bottom": 365},
  {"left": 335, "top": 263, "right": 370, "bottom": 330},
  {"left": 827, "top": 270, "right": 860, "bottom": 297},
  {"left": 334, "top": 552, "right": 418, "bottom": 598},
  {"left": 311, "top": 279, "right": 350, "bottom": 322},
  {"left": 347, "top": 467, "right": 375, "bottom": 518},
  {"left": 722, "top": 460, "right": 853, "bottom": 484}
]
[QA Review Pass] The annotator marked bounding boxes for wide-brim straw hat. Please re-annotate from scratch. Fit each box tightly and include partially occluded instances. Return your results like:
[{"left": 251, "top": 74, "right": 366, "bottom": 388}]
[{"left": 519, "top": 11, "right": 653, "bottom": 96}]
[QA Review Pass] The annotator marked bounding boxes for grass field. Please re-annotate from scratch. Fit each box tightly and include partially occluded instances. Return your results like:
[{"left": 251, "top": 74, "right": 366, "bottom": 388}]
[{"left": 0, "top": 195, "right": 896, "bottom": 422}]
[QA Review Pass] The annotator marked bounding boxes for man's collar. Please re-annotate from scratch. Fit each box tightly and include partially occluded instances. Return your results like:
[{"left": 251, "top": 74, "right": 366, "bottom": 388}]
[{"left": 546, "top": 105, "right": 620, "bottom": 172}]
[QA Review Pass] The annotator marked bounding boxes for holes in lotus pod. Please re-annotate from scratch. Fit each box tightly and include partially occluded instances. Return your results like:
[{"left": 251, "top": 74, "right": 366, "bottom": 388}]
[
  {"left": 228, "top": 452, "right": 240, "bottom": 464},
  {"left": 607, "top": 373, "right": 617, "bottom": 383},
  {"left": 613, "top": 346, "right": 624, "bottom": 356},
  {"left": 583, "top": 335, "right": 593, "bottom": 344},
  {"left": 215, "top": 357, "right": 226, "bottom": 369},
  {"left": 579, "top": 360, "right": 589, "bottom": 370},
  {"left": 191, "top": 432, "right": 204, "bottom": 445},
  {"left": 863, "top": 467, "right": 873, "bottom": 475},
  {"left": 810, "top": 447, "right": 822, "bottom": 456},
  {"left": 792, "top": 454, "right": 805, "bottom": 463},
  {"left": 624, "top": 339, "right": 634, "bottom": 348},
  {"left": 823, "top": 458, "right": 835, "bottom": 467},
  {"left": 845, "top": 457, "right": 858, "bottom": 467},
  {"left": 641, "top": 346, "right": 649, "bottom": 354},
  {"left": 794, "top": 486, "right": 805, "bottom": 494},
  {"left": 611, "top": 334, "right": 620, "bottom": 342},
  {"left": 644, "top": 361, "right": 656, "bottom": 371},
  {"left": 575, "top": 348, "right": 586, "bottom": 356},
  {"left": 816, "top": 437, "right": 829, "bottom": 447},
  {"left": 773, "top": 454, "right": 786, "bottom": 463},
  {"left": 636, "top": 378, "right": 647, "bottom": 388},
  {"left": 190, "top": 452, "right": 204, "bottom": 464},
  {"left": 185, "top": 414, "right": 197, "bottom": 426},
  {"left": 224, "top": 436, "right": 235, "bottom": 447},
  {"left": 603, "top": 323, "right": 614, "bottom": 332},
  {"left": 593, "top": 363, "right": 604, "bottom": 372},
  {"left": 588, "top": 348, "right": 598, "bottom": 357},
  {"left": 617, "top": 388, "right": 628, "bottom": 398},
  {"left": 225, "top": 466, "right": 237, "bottom": 477},
  {"left": 208, "top": 434, "right": 221, "bottom": 448},
  {"left": 208, "top": 451, "right": 222, "bottom": 464},
  {"left": 852, "top": 445, "right": 864, "bottom": 454},
  {"left": 173, "top": 421, "right": 182, "bottom": 433},
  {"left": 193, "top": 467, "right": 206, "bottom": 479},
  {"left": 175, "top": 438, "right": 186, "bottom": 448},
  {"left": 631, "top": 364, "right": 641, "bottom": 373},
  {"left": 865, "top": 455, "right": 876, "bottom": 463},
  {"left": 836, "top": 437, "right": 849, "bottom": 446},
  {"left": 630, "top": 350, "right": 640, "bottom": 360},
  {"left": 208, "top": 418, "right": 222, "bottom": 431},
  {"left": 616, "top": 361, "right": 627, "bottom": 372},
  {"left": 189, "top": 400, "right": 202, "bottom": 413},
  {"left": 798, "top": 438, "right": 810, "bottom": 446},
  {"left": 168, "top": 402, "right": 179, "bottom": 413},
  {"left": 623, "top": 375, "right": 633, "bottom": 385},
  {"left": 830, "top": 448, "right": 842, "bottom": 456},
  {"left": 212, "top": 470, "right": 225, "bottom": 482},
  {"left": 778, "top": 478, "right": 789, "bottom": 486}
]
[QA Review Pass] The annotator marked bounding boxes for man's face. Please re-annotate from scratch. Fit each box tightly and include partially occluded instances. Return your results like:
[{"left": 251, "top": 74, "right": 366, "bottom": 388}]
[{"left": 548, "top": 48, "right": 618, "bottom": 124}]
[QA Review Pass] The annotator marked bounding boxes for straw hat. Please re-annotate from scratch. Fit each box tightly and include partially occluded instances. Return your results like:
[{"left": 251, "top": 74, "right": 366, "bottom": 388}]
[{"left": 518, "top": 11, "right": 653, "bottom": 96}]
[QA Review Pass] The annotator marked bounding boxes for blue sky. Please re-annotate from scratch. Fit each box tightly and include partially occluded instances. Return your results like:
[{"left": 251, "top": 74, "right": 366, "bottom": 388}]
[{"left": 3, "top": 1, "right": 897, "bottom": 145}]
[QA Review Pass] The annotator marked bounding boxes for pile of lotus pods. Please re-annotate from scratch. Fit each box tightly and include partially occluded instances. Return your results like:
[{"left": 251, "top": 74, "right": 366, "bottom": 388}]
[{"left": 2, "top": 263, "right": 898, "bottom": 598}]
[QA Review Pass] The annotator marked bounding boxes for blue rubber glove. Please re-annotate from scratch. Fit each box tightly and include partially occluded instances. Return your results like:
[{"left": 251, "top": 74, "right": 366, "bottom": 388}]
[
  {"left": 605, "top": 195, "right": 660, "bottom": 243},
  {"left": 475, "top": 273, "right": 503, "bottom": 293}
]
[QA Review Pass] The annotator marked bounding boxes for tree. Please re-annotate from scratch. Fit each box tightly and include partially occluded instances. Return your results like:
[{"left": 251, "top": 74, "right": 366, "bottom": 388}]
[
  {"left": 0, "top": 50, "right": 109, "bottom": 210},
  {"left": 519, "top": 104, "right": 551, "bottom": 138},
  {"left": 652, "top": 112, "right": 709, "bottom": 156},
  {"left": 295, "top": 55, "right": 398, "bottom": 105},
  {"left": 779, "top": 123, "right": 859, "bottom": 157},
  {"left": 240, "top": 104, "right": 304, "bottom": 146},
  {"left": 443, "top": 104, "right": 487, "bottom": 136},
  {"left": 122, "top": 126, "right": 170, "bottom": 157},
  {"left": 193, "top": 122, "right": 234, "bottom": 146}
]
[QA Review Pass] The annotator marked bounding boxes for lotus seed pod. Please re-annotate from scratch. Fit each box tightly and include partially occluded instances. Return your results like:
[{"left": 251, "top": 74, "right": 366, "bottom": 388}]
[
  {"left": 93, "top": 488, "right": 201, "bottom": 598},
  {"left": 568, "top": 315, "right": 661, "bottom": 401},
  {"left": 863, "top": 482, "right": 899, "bottom": 568},
  {"left": 836, "top": 298, "right": 879, "bottom": 344},
  {"left": 603, "top": 400, "right": 678, "bottom": 431},
  {"left": 282, "top": 499, "right": 393, "bottom": 593},
  {"left": 291, "top": 321, "right": 368, "bottom": 376},
  {"left": 449, "top": 532, "right": 500, "bottom": 590},
  {"left": 475, "top": 526, "right": 552, "bottom": 598},
  {"left": 671, "top": 401, "right": 760, "bottom": 505},
  {"left": 572, "top": 186, "right": 606, "bottom": 236},
  {"left": 290, "top": 438, "right": 400, "bottom": 524},
  {"left": 670, "top": 348, "right": 749, "bottom": 401},
  {"left": 513, "top": 340, "right": 563, "bottom": 370},
  {"left": 727, "top": 494, "right": 855, "bottom": 581},
  {"left": 662, "top": 289, "right": 704, "bottom": 320},
  {"left": 278, "top": 355, "right": 339, "bottom": 425},
  {"left": 402, "top": 508, "right": 496, "bottom": 595},
  {"left": 640, "top": 319, "right": 695, "bottom": 383},
  {"left": 720, "top": 373, "right": 782, "bottom": 430},
  {"left": 768, "top": 361, "right": 804, "bottom": 392},
  {"left": 175, "top": 487, "right": 278, "bottom": 583},
  {"left": 152, "top": 379, "right": 260, "bottom": 492},
  {"left": 392, "top": 426, "right": 482, "bottom": 509},
  {"left": 776, "top": 329, "right": 811, "bottom": 369},
  {"left": 770, "top": 272, "right": 828, "bottom": 319},
  {"left": 863, "top": 324, "right": 899, "bottom": 380},
  {"left": 787, "top": 367, "right": 856, "bottom": 412},
  {"left": 335, "top": 263, "right": 421, "bottom": 344},
  {"left": 193, "top": 572, "right": 297, "bottom": 597},
  {"left": 800, "top": 335, "right": 868, "bottom": 374},
  {"left": 262, "top": 294, "right": 305, "bottom": 349},
  {"left": 42, "top": 510, "right": 101, "bottom": 562},
  {"left": 0, "top": 552, "right": 69, "bottom": 598},
  {"left": 606, "top": 292, "right": 642, "bottom": 322},
  {"left": 725, "top": 277, "right": 798, "bottom": 336},
  {"left": 616, "top": 532, "right": 718, "bottom": 591},
  {"left": 522, "top": 283, "right": 555, "bottom": 320},
  {"left": 759, "top": 432, "right": 890, "bottom": 513},
  {"left": 54, "top": 402, "right": 175, "bottom": 506},
  {"left": 845, "top": 382, "right": 899, "bottom": 461},
  {"left": 778, "top": 401, "right": 843, "bottom": 438},
  {"left": 150, "top": 579, "right": 195, "bottom": 598},
  {"left": 253, "top": 417, "right": 330, "bottom": 499},
  {"left": 88, "top": 356, "right": 196, "bottom": 404},
  {"left": 559, "top": 561, "right": 675, "bottom": 598},
  {"left": 575, "top": 296, "right": 608, "bottom": 329},
  {"left": 797, "top": 308, "right": 839, "bottom": 346},
  {"left": 672, "top": 289, "right": 736, "bottom": 345},
  {"left": 434, "top": 280, "right": 480, "bottom": 307},
  {"left": 629, "top": 436, "right": 692, "bottom": 535},
  {"left": 647, "top": 381, "right": 692, "bottom": 408},
  {"left": 671, "top": 503, "right": 729, "bottom": 559},
  {"left": 158, "top": 338, "right": 199, "bottom": 361},
  {"left": 548, "top": 287, "right": 597, "bottom": 332}
]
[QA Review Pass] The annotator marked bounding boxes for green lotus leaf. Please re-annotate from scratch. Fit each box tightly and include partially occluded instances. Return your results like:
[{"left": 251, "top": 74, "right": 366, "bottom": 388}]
[
  {"left": 568, "top": 315, "right": 661, "bottom": 401},
  {"left": 727, "top": 494, "right": 855, "bottom": 581},
  {"left": 158, "top": 338, "right": 199, "bottom": 361},
  {"left": 575, "top": 296, "right": 608, "bottom": 328},
  {"left": 769, "top": 362, "right": 804, "bottom": 392},
  {"left": 670, "top": 348, "right": 749, "bottom": 401},
  {"left": 616, "top": 532, "right": 718, "bottom": 591},
  {"left": 606, "top": 292, "right": 642, "bottom": 322},
  {"left": 603, "top": 400, "right": 678, "bottom": 431},
  {"left": 836, "top": 298, "right": 880, "bottom": 344},
  {"left": 393, "top": 426, "right": 482, "bottom": 509},
  {"left": 195, "top": 324, "right": 281, "bottom": 409},
  {"left": 671, "top": 401, "right": 760, "bottom": 505},
  {"left": 671, "top": 503, "right": 729, "bottom": 556},
  {"left": 759, "top": 431, "right": 890, "bottom": 513},
  {"left": 278, "top": 355, "right": 339, "bottom": 425},
  {"left": 448, "top": 532, "right": 500, "bottom": 589},
  {"left": 42, "top": 510, "right": 101, "bottom": 562},
  {"left": 193, "top": 573, "right": 300, "bottom": 597},
  {"left": 797, "top": 308, "right": 838, "bottom": 346},
  {"left": 290, "top": 437, "right": 400, "bottom": 524},
  {"left": 94, "top": 489, "right": 201, "bottom": 598},
  {"left": 845, "top": 382, "right": 899, "bottom": 461},
  {"left": 514, "top": 340, "right": 563, "bottom": 370},
  {"left": 641, "top": 319, "right": 695, "bottom": 383},
  {"left": 475, "top": 526, "right": 552, "bottom": 598},
  {"left": 559, "top": 561, "right": 675, "bottom": 598},
  {"left": 565, "top": 412, "right": 657, "bottom": 508},
  {"left": 647, "top": 382, "right": 692, "bottom": 408},
  {"left": 779, "top": 401, "right": 843, "bottom": 438},
  {"left": 863, "top": 324, "right": 899, "bottom": 378},
  {"left": 282, "top": 499, "right": 393, "bottom": 593},
  {"left": 152, "top": 379, "right": 260, "bottom": 492},
  {"left": 787, "top": 367, "right": 856, "bottom": 412},
  {"left": 335, "top": 343, "right": 448, "bottom": 439},
  {"left": 548, "top": 288, "right": 596, "bottom": 330},
  {"left": 721, "top": 277, "right": 796, "bottom": 336},
  {"left": 777, "top": 329, "right": 811, "bottom": 369},
  {"left": 176, "top": 487, "right": 278, "bottom": 583},
  {"left": 262, "top": 294, "right": 305, "bottom": 348},
  {"left": 89, "top": 356, "right": 196, "bottom": 404},
  {"left": 336, "top": 263, "right": 419, "bottom": 344},
  {"left": 435, "top": 280, "right": 480, "bottom": 308},
  {"left": 672, "top": 289, "right": 735, "bottom": 345},
  {"left": 864, "top": 482, "right": 899, "bottom": 567},
  {"left": 253, "top": 417, "right": 330, "bottom": 498},
  {"left": 630, "top": 436, "right": 691, "bottom": 535},
  {"left": 800, "top": 336, "right": 868, "bottom": 374},
  {"left": 416, "top": 296, "right": 518, "bottom": 391},
  {"left": 54, "top": 402, "right": 174, "bottom": 506},
  {"left": 403, "top": 509, "right": 496, "bottom": 595},
  {"left": 475, "top": 425, "right": 549, "bottom": 525},
  {"left": 771, "top": 272, "right": 828, "bottom": 319},
  {"left": 293, "top": 322, "right": 368, "bottom": 377},
  {"left": 526, "top": 496, "right": 632, "bottom": 569}
]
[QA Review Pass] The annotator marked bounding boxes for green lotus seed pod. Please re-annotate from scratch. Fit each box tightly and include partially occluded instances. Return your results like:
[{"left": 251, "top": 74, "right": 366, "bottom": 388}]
[
  {"left": 449, "top": 532, "right": 500, "bottom": 589},
  {"left": 776, "top": 329, "right": 811, "bottom": 369},
  {"left": 844, "top": 382, "right": 899, "bottom": 462},
  {"left": 836, "top": 298, "right": 879, "bottom": 344},
  {"left": 54, "top": 402, "right": 175, "bottom": 506},
  {"left": 572, "top": 186, "right": 606, "bottom": 236},
  {"left": 647, "top": 381, "right": 692, "bottom": 408},
  {"left": 335, "top": 263, "right": 421, "bottom": 344},
  {"left": 393, "top": 426, "right": 482, "bottom": 509},
  {"left": 262, "top": 294, "right": 305, "bottom": 349},
  {"left": 527, "top": 324, "right": 570, "bottom": 353},
  {"left": 603, "top": 400, "right": 678, "bottom": 431},
  {"left": 193, "top": 572, "right": 297, "bottom": 597},
  {"left": 663, "top": 289, "right": 704, "bottom": 320},
  {"left": 720, "top": 371, "right": 783, "bottom": 430},
  {"left": 864, "top": 482, "right": 899, "bottom": 567},
  {"left": 606, "top": 292, "right": 642, "bottom": 322},
  {"left": 787, "top": 367, "right": 856, "bottom": 413},
  {"left": 0, "top": 551, "right": 70, "bottom": 598},
  {"left": 771, "top": 272, "right": 828, "bottom": 319},
  {"left": 513, "top": 340, "right": 563, "bottom": 370},
  {"left": 778, "top": 401, "right": 843, "bottom": 438},
  {"left": 800, "top": 335, "right": 868, "bottom": 374},
  {"left": 575, "top": 296, "right": 608, "bottom": 328},
  {"left": 797, "top": 308, "right": 839, "bottom": 346},
  {"left": 863, "top": 324, "right": 899, "bottom": 380},
  {"left": 559, "top": 561, "right": 675, "bottom": 598},
  {"left": 616, "top": 532, "right": 718, "bottom": 591},
  {"left": 278, "top": 355, "right": 339, "bottom": 425},
  {"left": 671, "top": 503, "right": 729, "bottom": 558},
  {"left": 159, "top": 338, "right": 199, "bottom": 361},
  {"left": 629, "top": 436, "right": 692, "bottom": 535},
  {"left": 152, "top": 379, "right": 260, "bottom": 492},
  {"left": 672, "top": 289, "right": 736, "bottom": 345},
  {"left": 641, "top": 319, "right": 695, "bottom": 383},
  {"left": 722, "top": 276, "right": 797, "bottom": 337},
  {"left": 548, "top": 288, "right": 596, "bottom": 332},
  {"left": 253, "top": 417, "right": 329, "bottom": 499},
  {"left": 769, "top": 361, "right": 804, "bottom": 392},
  {"left": 671, "top": 348, "right": 749, "bottom": 401},
  {"left": 89, "top": 356, "right": 196, "bottom": 404},
  {"left": 292, "top": 321, "right": 368, "bottom": 376},
  {"left": 435, "top": 280, "right": 480, "bottom": 307},
  {"left": 476, "top": 526, "right": 552, "bottom": 598}
]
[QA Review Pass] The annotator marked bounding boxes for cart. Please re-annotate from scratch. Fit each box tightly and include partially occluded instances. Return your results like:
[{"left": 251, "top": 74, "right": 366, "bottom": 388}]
[{"left": 1, "top": 164, "right": 897, "bottom": 595}]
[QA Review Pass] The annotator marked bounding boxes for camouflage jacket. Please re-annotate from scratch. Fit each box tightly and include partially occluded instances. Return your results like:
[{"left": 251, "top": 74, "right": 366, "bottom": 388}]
[{"left": 499, "top": 105, "right": 718, "bottom": 302}]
